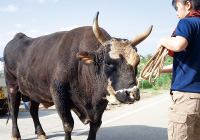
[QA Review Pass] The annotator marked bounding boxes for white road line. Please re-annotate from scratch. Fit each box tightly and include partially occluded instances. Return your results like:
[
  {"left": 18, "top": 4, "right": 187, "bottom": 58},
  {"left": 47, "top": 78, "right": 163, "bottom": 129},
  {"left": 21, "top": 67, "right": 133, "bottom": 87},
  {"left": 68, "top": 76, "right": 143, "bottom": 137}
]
[{"left": 69, "top": 96, "right": 170, "bottom": 137}]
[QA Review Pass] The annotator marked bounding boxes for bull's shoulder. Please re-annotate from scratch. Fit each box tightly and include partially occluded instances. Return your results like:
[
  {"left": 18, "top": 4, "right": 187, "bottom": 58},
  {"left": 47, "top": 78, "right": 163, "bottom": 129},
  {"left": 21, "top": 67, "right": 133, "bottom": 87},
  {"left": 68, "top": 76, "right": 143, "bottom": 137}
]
[{"left": 13, "top": 32, "right": 27, "bottom": 40}]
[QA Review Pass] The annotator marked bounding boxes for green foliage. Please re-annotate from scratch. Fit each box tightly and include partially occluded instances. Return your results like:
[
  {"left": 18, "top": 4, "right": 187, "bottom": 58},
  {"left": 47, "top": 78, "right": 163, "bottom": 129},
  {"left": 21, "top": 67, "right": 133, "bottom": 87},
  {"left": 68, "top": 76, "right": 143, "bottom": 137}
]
[
  {"left": 151, "top": 85, "right": 159, "bottom": 90},
  {"left": 138, "top": 54, "right": 173, "bottom": 90}
]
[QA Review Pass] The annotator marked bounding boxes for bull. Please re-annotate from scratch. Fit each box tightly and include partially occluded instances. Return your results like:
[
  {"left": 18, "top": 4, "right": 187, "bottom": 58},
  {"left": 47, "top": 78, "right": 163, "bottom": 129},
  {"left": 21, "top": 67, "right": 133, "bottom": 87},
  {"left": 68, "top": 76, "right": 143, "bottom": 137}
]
[{"left": 4, "top": 12, "right": 152, "bottom": 140}]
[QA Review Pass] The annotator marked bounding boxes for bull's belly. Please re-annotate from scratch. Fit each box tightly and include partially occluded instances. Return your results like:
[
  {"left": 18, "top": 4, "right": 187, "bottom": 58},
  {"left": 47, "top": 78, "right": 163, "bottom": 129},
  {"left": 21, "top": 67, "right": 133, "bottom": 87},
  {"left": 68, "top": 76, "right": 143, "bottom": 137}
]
[{"left": 18, "top": 80, "right": 54, "bottom": 108}]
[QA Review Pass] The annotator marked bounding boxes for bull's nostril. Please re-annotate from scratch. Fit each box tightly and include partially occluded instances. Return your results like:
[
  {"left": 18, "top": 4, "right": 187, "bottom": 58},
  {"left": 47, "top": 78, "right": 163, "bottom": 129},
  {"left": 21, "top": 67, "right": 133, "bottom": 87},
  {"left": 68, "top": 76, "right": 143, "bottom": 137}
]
[{"left": 125, "top": 91, "right": 129, "bottom": 96}]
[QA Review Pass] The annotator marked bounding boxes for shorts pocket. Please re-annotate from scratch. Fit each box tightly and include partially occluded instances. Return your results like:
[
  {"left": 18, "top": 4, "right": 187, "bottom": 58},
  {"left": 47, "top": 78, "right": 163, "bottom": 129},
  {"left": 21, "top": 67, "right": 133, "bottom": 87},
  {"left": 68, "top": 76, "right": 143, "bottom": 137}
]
[
  {"left": 168, "top": 112, "right": 187, "bottom": 140},
  {"left": 188, "top": 94, "right": 200, "bottom": 112},
  {"left": 168, "top": 112, "right": 187, "bottom": 123},
  {"left": 188, "top": 93, "right": 200, "bottom": 99}
]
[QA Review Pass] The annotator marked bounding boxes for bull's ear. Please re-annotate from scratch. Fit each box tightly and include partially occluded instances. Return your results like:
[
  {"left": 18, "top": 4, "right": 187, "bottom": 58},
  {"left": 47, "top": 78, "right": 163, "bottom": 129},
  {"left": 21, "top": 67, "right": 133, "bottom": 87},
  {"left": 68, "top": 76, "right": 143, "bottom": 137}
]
[{"left": 76, "top": 52, "right": 95, "bottom": 64}]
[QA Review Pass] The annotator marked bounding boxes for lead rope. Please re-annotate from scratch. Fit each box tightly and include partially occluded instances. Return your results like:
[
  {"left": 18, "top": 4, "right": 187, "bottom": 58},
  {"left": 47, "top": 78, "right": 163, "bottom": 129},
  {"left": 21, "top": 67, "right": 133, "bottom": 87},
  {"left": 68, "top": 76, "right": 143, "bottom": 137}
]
[{"left": 137, "top": 46, "right": 169, "bottom": 88}]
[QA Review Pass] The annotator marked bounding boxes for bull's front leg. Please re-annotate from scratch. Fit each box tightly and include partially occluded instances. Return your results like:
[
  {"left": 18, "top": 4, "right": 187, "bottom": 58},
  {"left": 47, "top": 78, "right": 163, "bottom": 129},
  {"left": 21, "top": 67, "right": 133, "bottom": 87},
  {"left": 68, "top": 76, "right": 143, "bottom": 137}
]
[
  {"left": 53, "top": 81, "right": 74, "bottom": 140},
  {"left": 88, "top": 120, "right": 102, "bottom": 140},
  {"left": 55, "top": 100, "right": 74, "bottom": 140},
  {"left": 62, "top": 113, "right": 74, "bottom": 140}
]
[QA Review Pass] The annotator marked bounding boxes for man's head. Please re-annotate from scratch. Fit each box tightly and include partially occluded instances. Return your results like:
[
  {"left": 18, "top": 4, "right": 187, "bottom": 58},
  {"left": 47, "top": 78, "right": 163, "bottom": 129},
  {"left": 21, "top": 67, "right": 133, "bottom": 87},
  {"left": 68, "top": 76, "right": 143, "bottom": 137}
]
[{"left": 172, "top": 0, "right": 200, "bottom": 19}]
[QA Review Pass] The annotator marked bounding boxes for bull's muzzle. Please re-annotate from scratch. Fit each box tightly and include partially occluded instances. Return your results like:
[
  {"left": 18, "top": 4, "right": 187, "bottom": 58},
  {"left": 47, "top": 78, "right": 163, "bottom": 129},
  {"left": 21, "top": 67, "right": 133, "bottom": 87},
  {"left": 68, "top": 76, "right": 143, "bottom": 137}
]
[{"left": 115, "top": 86, "right": 140, "bottom": 103}]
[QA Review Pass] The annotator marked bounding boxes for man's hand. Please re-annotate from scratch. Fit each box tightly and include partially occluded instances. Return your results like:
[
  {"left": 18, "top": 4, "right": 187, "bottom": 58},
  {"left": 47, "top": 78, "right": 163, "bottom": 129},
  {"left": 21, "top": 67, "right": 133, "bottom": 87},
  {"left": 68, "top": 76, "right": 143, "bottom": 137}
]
[{"left": 157, "top": 38, "right": 167, "bottom": 50}]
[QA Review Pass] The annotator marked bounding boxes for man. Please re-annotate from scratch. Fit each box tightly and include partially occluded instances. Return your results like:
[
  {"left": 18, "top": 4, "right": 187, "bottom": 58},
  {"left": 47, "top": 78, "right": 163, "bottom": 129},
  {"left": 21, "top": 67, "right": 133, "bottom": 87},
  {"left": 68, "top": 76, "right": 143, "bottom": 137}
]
[{"left": 158, "top": 0, "right": 200, "bottom": 139}]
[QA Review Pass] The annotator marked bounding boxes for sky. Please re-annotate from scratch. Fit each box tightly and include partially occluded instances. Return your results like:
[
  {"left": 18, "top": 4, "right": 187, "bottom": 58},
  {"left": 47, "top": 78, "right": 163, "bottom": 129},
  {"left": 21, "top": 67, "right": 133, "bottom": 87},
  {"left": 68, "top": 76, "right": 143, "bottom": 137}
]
[{"left": 0, "top": 0, "right": 179, "bottom": 57}]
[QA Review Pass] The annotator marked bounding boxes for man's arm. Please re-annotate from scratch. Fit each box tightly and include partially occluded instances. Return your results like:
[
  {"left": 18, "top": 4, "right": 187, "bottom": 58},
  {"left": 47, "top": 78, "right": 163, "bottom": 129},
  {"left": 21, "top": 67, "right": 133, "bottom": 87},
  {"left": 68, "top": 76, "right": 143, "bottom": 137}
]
[
  {"left": 158, "top": 36, "right": 188, "bottom": 52},
  {"left": 161, "top": 64, "right": 173, "bottom": 73}
]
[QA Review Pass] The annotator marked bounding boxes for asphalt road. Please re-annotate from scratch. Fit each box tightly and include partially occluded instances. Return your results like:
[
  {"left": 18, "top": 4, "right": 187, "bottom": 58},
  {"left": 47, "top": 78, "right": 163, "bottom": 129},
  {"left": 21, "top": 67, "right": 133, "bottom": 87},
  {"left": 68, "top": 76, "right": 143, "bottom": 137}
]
[{"left": 0, "top": 92, "right": 170, "bottom": 140}]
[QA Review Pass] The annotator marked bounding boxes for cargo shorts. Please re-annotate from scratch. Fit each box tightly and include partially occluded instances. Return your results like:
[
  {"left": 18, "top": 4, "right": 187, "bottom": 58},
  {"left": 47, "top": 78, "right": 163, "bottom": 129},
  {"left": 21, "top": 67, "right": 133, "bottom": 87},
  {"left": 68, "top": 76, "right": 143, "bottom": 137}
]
[{"left": 168, "top": 91, "right": 200, "bottom": 140}]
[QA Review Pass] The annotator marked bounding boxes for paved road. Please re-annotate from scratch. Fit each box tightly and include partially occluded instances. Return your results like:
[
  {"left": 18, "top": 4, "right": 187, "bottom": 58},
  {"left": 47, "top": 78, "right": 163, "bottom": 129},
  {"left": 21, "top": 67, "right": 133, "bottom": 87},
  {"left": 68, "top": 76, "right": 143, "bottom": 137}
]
[{"left": 0, "top": 92, "right": 170, "bottom": 140}]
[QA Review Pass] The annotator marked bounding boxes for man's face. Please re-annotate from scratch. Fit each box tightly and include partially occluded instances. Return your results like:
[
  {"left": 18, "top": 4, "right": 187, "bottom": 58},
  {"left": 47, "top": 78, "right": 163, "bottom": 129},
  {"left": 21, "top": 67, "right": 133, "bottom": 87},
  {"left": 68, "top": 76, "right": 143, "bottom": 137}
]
[{"left": 176, "top": 1, "right": 191, "bottom": 20}]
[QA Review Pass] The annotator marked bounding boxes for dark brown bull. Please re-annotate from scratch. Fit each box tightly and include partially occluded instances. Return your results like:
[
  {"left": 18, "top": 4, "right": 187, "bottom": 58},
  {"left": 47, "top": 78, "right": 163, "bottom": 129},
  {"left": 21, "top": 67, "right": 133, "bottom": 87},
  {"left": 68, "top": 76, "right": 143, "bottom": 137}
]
[{"left": 4, "top": 12, "right": 152, "bottom": 140}]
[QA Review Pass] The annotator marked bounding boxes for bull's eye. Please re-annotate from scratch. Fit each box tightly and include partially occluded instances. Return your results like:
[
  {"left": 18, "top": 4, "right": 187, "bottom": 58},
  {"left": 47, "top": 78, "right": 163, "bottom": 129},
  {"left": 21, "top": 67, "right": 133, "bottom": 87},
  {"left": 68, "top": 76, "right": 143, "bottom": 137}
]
[
  {"left": 104, "top": 61, "right": 116, "bottom": 76},
  {"left": 105, "top": 63, "right": 115, "bottom": 68}
]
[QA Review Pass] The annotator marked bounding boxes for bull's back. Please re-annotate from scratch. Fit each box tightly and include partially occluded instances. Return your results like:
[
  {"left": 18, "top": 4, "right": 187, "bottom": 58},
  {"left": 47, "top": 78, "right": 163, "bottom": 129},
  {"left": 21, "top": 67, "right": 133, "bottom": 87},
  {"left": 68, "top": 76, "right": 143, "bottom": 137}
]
[
  {"left": 4, "top": 31, "right": 67, "bottom": 103},
  {"left": 4, "top": 31, "right": 67, "bottom": 72}
]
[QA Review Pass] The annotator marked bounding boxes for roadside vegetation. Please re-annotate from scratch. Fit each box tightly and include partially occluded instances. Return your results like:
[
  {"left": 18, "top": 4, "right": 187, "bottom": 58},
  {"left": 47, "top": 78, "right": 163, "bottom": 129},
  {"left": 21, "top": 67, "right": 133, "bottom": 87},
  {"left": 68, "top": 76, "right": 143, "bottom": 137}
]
[{"left": 138, "top": 54, "right": 173, "bottom": 90}]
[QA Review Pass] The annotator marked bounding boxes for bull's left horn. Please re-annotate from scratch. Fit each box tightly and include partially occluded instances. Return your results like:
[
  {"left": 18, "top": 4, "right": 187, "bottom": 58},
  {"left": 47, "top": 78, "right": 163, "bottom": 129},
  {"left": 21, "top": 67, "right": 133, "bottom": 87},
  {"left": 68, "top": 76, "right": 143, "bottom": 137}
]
[
  {"left": 130, "top": 25, "right": 153, "bottom": 46},
  {"left": 93, "top": 12, "right": 108, "bottom": 46}
]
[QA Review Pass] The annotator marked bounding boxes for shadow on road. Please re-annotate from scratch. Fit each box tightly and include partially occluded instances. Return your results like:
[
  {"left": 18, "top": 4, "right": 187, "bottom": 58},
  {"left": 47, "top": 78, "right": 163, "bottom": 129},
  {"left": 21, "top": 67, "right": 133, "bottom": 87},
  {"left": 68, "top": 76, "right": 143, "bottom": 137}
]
[
  {"left": 45, "top": 125, "right": 168, "bottom": 140},
  {"left": 75, "top": 125, "right": 168, "bottom": 140},
  {"left": 97, "top": 125, "right": 168, "bottom": 140}
]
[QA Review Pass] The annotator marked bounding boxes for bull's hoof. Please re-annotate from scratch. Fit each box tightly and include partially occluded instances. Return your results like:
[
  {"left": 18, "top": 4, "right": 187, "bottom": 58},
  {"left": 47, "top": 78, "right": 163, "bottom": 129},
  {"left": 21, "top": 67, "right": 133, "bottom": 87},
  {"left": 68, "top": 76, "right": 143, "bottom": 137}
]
[
  {"left": 38, "top": 134, "right": 48, "bottom": 140},
  {"left": 11, "top": 136, "right": 21, "bottom": 140}
]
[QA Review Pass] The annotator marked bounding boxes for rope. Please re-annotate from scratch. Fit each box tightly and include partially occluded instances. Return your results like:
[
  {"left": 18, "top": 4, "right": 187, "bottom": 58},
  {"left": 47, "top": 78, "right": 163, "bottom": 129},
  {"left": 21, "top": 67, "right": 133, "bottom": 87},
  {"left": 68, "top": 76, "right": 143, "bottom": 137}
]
[{"left": 137, "top": 46, "right": 169, "bottom": 88}]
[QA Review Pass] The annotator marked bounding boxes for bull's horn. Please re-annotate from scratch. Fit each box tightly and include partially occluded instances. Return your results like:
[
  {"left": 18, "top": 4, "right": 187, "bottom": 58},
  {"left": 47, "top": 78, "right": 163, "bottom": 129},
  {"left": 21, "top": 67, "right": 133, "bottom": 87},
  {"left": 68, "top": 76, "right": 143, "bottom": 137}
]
[
  {"left": 130, "top": 25, "right": 153, "bottom": 46},
  {"left": 92, "top": 12, "right": 108, "bottom": 46}
]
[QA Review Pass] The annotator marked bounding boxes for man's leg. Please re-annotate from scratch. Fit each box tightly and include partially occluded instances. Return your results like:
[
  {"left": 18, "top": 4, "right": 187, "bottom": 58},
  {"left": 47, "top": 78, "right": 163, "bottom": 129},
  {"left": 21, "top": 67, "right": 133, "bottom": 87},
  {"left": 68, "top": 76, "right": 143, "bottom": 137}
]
[{"left": 168, "top": 91, "right": 200, "bottom": 140}]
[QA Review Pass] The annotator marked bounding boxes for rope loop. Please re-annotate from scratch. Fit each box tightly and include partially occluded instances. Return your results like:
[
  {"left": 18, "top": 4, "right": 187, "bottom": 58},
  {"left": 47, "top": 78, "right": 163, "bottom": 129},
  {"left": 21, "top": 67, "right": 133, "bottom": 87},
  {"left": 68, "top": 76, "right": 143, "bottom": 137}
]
[{"left": 137, "top": 46, "right": 168, "bottom": 87}]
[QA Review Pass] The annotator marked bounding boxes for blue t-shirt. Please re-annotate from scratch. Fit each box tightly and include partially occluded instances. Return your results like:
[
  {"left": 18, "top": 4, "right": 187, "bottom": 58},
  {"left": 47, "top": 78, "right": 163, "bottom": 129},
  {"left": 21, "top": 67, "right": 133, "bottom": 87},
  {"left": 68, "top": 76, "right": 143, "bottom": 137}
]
[{"left": 171, "top": 17, "right": 200, "bottom": 93}]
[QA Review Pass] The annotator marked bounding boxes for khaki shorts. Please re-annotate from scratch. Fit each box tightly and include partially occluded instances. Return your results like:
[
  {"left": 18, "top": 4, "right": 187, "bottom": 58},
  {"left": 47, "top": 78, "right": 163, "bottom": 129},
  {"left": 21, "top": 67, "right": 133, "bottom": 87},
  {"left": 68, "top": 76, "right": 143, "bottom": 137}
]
[{"left": 168, "top": 91, "right": 200, "bottom": 140}]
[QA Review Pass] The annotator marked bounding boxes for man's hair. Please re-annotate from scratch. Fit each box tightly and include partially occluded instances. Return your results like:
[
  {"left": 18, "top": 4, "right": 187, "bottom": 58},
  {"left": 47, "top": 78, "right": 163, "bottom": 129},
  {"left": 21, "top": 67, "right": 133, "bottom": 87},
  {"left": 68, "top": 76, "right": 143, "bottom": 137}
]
[{"left": 172, "top": 0, "right": 200, "bottom": 10}]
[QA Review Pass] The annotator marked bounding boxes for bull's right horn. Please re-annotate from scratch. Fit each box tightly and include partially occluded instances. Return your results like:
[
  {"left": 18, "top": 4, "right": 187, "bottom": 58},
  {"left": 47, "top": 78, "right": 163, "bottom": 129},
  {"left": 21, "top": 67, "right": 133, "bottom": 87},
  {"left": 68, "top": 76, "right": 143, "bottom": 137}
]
[
  {"left": 130, "top": 25, "right": 153, "bottom": 47},
  {"left": 92, "top": 12, "right": 108, "bottom": 46}
]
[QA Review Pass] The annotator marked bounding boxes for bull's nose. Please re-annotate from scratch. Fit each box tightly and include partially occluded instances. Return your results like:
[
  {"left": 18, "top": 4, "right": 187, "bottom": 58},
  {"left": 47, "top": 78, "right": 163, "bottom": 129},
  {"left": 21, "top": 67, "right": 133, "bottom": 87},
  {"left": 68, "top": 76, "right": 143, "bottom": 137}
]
[
  {"left": 129, "top": 92, "right": 135, "bottom": 100},
  {"left": 124, "top": 91, "right": 135, "bottom": 100},
  {"left": 129, "top": 86, "right": 140, "bottom": 101}
]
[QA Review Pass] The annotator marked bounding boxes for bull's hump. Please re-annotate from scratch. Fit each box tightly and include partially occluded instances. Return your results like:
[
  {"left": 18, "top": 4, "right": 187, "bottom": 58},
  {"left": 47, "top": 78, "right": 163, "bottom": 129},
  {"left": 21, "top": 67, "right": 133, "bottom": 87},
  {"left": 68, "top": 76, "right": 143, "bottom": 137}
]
[
  {"left": 13, "top": 32, "right": 27, "bottom": 40},
  {"left": 108, "top": 39, "right": 139, "bottom": 68}
]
